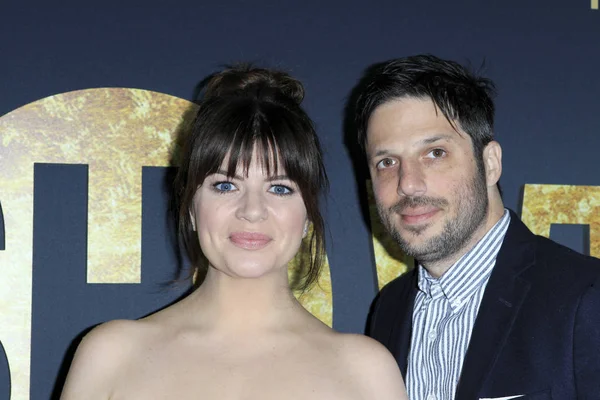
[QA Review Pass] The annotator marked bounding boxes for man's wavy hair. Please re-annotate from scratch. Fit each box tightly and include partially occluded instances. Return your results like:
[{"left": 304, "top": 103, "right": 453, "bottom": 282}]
[{"left": 354, "top": 54, "right": 497, "bottom": 165}]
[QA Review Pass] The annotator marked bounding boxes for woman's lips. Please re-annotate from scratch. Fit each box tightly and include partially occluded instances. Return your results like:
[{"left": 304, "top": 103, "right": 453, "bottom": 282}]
[
  {"left": 229, "top": 232, "right": 272, "bottom": 250},
  {"left": 400, "top": 208, "right": 440, "bottom": 225}
]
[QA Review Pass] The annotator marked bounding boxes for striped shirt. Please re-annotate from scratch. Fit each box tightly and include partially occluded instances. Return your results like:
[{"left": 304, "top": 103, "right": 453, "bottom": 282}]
[{"left": 406, "top": 210, "right": 510, "bottom": 400}]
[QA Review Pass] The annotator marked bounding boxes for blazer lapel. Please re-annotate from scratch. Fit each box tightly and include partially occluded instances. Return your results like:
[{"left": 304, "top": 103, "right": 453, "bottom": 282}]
[
  {"left": 455, "top": 213, "right": 536, "bottom": 400},
  {"left": 388, "top": 271, "right": 418, "bottom": 376}
]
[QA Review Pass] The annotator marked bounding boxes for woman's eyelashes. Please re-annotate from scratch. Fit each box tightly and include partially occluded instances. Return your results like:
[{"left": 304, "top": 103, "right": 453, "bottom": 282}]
[
  {"left": 210, "top": 180, "right": 295, "bottom": 196},
  {"left": 212, "top": 181, "right": 237, "bottom": 193},
  {"left": 268, "top": 184, "right": 294, "bottom": 196}
]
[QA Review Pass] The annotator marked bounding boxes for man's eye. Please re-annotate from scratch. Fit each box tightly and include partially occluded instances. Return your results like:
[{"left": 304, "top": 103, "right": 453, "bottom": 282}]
[
  {"left": 269, "top": 185, "right": 293, "bottom": 196},
  {"left": 213, "top": 181, "right": 237, "bottom": 192},
  {"left": 376, "top": 158, "right": 397, "bottom": 169},
  {"left": 427, "top": 149, "right": 446, "bottom": 158}
]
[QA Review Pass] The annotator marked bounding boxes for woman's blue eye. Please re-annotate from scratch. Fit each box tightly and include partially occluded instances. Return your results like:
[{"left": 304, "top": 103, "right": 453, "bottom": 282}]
[
  {"left": 214, "top": 182, "right": 236, "bottom": 192},
  {"left": 269, "top": 185, "right": 292, "bottom": 195}
]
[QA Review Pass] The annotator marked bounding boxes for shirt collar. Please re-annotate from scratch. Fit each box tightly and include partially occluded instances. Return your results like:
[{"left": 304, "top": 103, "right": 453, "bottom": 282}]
[{"left": 417, "top": 210, "right": 511, "bottom": 311}]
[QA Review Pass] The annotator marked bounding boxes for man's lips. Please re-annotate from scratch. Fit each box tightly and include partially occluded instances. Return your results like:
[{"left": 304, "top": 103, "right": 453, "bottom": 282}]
[
  {"left": 229, "top": 232, "right": 272, "bottom": 250},
  {"left": 399, "top": 208, "right": 440, "bottom": 224}
]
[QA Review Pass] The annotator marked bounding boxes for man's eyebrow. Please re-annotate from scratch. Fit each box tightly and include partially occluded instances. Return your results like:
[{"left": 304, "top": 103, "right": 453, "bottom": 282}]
[
  {"left": 373, "top": 149, "right": 391, "bottom": 158},
  {"left": 371, "top": 134, "right": 455, "bottom": 158},
  {"left": 420, "top": 134, "right": 455, "bottom": 145}
]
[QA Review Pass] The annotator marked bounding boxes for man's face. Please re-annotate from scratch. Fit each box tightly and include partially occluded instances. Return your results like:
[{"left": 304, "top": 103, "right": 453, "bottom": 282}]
[{"left": 366, "top": 97, "right": 489, "bottom": 265}]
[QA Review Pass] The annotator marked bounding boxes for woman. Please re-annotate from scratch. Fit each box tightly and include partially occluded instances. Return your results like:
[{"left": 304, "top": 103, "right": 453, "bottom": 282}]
[{"left": 60, "top": 65, "right": 408, "bottom": 399}]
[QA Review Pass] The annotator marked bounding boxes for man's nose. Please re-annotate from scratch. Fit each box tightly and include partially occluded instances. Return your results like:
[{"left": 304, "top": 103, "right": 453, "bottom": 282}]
[{"left": 397, "top": 161, "right": 426, "bottom": 197}]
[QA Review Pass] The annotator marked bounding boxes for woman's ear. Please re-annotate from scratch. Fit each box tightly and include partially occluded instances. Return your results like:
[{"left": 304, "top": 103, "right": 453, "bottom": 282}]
[
  {"left": 190, "top": 209, "right": 196, "bottom": 231},
  {"left": 302, "top": 220, "right": 309, "bottom": 239}
]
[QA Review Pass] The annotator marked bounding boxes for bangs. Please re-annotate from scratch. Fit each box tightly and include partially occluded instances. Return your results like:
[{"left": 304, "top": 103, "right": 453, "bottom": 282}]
[{"left": 193, "top": 98, "right": 318, "bottom": 189}]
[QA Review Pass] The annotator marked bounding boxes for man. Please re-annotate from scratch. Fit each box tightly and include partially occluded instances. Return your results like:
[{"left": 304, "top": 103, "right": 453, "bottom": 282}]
[{"left": 354, "top": 54, "right": 600, "bottom": 400}]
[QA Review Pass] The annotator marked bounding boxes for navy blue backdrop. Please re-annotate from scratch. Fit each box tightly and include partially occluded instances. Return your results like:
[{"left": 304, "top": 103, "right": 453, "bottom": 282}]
[{"left": 1, "top": 1, "right": 599, "bottom": 399}]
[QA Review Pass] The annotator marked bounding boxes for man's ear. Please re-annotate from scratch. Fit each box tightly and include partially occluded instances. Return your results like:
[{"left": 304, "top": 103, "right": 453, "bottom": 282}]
[{"left": 482, "top": 141, "right": 502, "bottom": 186}]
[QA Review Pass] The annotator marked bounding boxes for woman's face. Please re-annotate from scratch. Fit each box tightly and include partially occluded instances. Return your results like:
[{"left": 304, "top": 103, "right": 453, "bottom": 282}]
[{"left": 191, "top": 152, "right": 308, "bottom": 281}]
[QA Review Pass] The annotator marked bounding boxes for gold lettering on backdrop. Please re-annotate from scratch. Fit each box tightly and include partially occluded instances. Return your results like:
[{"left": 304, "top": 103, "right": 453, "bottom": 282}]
[
  {"left": 366, "top": 182, "right": 413, "bottom": 290},
  {"left": 522, "top": 184, "right": 600, "bottom": 258},
  {"left": 0, "top": 88, "right": 332, "bottom": 398},
  {"left": 288, "top": 224, "right": 332, "bottom": 327},
  {"left": 593, "top": 0, "right": 598, "bottom": 10}
]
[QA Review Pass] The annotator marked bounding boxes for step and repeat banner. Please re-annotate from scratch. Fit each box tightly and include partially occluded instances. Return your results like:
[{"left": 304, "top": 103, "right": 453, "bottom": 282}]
[{"left": 1, "top": 1, "right": 599, "bottom": 399}]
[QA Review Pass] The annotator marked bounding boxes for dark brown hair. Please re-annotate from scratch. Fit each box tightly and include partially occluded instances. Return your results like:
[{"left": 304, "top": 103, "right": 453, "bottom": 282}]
[
  {"left": 174, "top": 64, "right": 328, "bottom": 290},
  {"left": 354, "top": 54, "right": 496, "bottom": 159}
]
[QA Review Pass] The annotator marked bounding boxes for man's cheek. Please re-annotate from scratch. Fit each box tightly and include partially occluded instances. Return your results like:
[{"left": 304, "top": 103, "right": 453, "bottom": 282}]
[{"left": 373, "top": 179, "right": 395, "bottom": 203}]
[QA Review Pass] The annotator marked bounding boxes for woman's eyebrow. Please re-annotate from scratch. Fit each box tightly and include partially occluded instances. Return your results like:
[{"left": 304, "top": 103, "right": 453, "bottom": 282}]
[
  {"left": 266, "top": 174, "right": 290, "bottom": 182},
  {"left": 214, "top": 169, "right": 243, "bottom": 179}
]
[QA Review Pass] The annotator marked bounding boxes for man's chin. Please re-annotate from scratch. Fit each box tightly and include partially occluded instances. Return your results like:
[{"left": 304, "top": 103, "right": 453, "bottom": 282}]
[
  {"left": 396, "top": 223, "right": 445, "bottom": 248},
  {"left": 396, "top": 231, "right": 433, "bottom": 251},
  {"left": 400, "top": 220, "right": 437, "bottom": 236}
]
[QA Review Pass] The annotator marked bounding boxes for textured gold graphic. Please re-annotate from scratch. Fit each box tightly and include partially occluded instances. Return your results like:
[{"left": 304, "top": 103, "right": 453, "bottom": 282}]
[
  {"left": 593, "top": 0, "right": 598, "bottom": 10},
  {"left": 0, "top": 88, "right": 193, "bottom": 399},
  {"left": 0, "top": 88, "right": 333, "bottom": 399},
  {"left": 1, "top": 88, "right": 192, "bottom": 285},
  {"left": 366, "top": 182, "right": 413, "bottom": 290},
  {"left": 522, "top": 184, "right": 600, "bottom": 258},
  {"left": 289, "top": 226, "right": 332, "bottom": 327}
]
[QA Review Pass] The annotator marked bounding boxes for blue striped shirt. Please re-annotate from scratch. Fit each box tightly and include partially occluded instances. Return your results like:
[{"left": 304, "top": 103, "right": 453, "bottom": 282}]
[{"left": 406, "top": 210, "right": 511, "bottom": 400}]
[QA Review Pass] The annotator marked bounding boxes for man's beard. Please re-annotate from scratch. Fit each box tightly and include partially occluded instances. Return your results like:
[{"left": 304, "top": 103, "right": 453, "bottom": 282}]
[{"left": 377, "top": 167, "right": 489, "bottom": 265}]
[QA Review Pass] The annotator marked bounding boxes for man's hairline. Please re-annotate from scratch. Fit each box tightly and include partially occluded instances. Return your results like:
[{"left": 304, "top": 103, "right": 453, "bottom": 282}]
[{"left": 363, "top": 94, "right": 476, "bottom": 156}]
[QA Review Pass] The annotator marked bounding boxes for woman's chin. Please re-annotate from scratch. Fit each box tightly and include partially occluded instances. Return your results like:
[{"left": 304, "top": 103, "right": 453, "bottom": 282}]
[{"left": 211, "top": 260, "right": 283, "bottom": 281}]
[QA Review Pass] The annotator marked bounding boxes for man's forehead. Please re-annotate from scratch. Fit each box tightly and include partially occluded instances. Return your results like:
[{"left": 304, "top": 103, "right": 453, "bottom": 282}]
[{"left": 367, "top": 101, "right": 466, "bottom": 142}]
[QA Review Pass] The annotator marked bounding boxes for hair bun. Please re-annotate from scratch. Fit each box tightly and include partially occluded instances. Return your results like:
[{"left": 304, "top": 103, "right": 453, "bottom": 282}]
[{"left": 202, "top": 64, "right": 305, "bottom": 106}]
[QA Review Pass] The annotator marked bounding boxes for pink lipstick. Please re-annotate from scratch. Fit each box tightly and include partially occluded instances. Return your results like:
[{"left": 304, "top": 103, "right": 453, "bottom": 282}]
[{"left": 229, "top": 232, "right": 272, "bottom": 250}]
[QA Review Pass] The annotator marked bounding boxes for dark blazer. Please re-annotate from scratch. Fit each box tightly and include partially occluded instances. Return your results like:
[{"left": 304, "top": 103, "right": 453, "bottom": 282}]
[{"left": 368, "top": 210, "right": 600, "bottom": 400}]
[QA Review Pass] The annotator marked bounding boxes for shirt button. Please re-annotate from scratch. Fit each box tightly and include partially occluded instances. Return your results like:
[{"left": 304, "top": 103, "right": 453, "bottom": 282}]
[
  {"left": 426, "top": 394, "right": 437, "bottom": 400},
  {"left": 428, "top": 330, "right": 436, "bottom": 341}
]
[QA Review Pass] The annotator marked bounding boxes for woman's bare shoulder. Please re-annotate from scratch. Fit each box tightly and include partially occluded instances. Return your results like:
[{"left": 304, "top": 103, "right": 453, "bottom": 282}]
[
  {"left": 333, "top": 333, "right": 395, "bottom": 366},
  {"left": 60, "top": 319, "right": 156, "bottom": 400},
  {"left": 332, "top": 333, "right": 408, "bottom": 400},
  {"left": 80, "top": 318, "right": 157, "bottom": 356}
]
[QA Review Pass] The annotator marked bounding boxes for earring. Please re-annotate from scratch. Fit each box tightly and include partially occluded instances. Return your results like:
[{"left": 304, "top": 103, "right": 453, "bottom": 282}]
[{"left": 303, "top": 224, "right": 309, "bottom": 237}]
